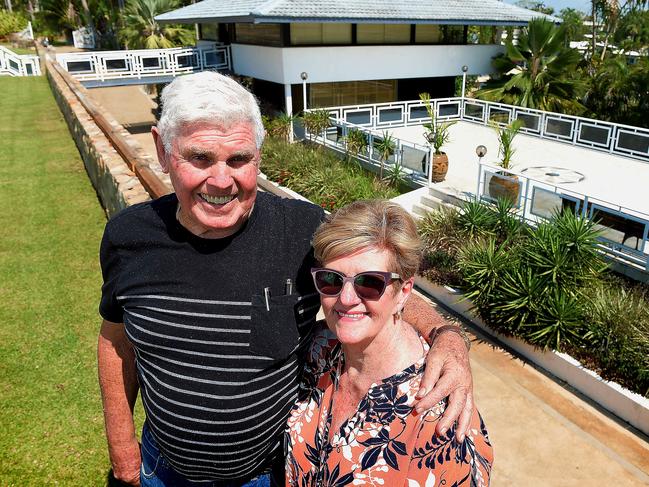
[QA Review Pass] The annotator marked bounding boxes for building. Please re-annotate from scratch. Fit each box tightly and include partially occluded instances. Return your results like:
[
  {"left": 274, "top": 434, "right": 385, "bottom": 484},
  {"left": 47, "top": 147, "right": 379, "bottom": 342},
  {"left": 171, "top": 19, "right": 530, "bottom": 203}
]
[{"left": 156, "top": 0, "right": 551, "bottom": 114}]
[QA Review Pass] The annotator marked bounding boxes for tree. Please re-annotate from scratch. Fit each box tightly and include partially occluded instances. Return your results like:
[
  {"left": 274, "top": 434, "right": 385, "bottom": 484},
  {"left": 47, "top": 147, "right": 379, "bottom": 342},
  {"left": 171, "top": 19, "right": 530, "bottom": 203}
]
[
  {"left": 475, "top": 18, "right": 585, "bottom": 114},
  {"left": 559, "top": 8, "right": 587, "bottom": 42},
  {"left": 515, "top": 0, "right": 555, "bottom": 15},
  {"left": 119, "top": 0, "right": 194, "bottom": 49}
]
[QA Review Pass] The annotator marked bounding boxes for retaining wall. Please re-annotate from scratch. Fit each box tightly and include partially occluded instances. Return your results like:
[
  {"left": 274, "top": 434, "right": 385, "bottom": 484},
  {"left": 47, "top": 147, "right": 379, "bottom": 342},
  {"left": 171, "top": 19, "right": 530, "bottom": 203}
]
[{"left": 44, "top": 51, "right": 157, "bottom": 217}]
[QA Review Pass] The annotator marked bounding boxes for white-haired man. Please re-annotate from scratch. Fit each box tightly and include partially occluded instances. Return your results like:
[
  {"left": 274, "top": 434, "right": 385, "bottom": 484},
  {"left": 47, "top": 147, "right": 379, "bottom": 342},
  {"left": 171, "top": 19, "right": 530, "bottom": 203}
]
[{"left": 98, "top": 72, "right": 475, "bottom": 487}]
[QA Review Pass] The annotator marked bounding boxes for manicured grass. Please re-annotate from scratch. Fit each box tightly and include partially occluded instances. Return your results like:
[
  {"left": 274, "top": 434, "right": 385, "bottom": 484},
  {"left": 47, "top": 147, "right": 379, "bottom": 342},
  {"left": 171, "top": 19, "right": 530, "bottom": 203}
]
[
  {"left": 0, "top": 76, "right": 140, "bottom": 484},
  {"left": 0, "top": 42, "right": 36, "bottom": 55}
]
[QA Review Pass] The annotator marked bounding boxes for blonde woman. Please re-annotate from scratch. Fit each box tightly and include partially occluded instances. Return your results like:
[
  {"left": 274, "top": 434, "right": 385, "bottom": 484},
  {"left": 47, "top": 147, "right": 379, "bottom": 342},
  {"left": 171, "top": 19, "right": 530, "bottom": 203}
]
[{"left": 286, "top": 200, "right": 493, "bottom": 486}]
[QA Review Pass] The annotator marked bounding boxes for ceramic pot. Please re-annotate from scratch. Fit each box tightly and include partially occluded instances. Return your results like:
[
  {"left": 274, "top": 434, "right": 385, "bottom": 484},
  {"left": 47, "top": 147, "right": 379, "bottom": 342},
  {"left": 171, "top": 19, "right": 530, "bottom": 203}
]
[
  {"left": 431, "top": 153, "right": 448, "bottom": 183},
  {"left": 488, "top": 171, "right": 520, "bottom": 204}
]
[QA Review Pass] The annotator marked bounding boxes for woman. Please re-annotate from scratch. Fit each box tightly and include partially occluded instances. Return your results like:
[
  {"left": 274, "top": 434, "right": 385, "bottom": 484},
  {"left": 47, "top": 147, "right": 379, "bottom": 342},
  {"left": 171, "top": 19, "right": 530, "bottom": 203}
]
[{"left": 285, "top": 200, "right": 493, "bottom": 486}]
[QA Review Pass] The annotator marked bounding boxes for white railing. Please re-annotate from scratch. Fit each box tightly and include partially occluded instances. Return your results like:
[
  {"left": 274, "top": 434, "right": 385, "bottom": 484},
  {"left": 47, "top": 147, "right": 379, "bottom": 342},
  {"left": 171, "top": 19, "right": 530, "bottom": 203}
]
[
  {"left": 55, "top": 44, "right": 231, "bottom": 82},
  {"left": 0, "top": 46, "right": 41, "bottom": 76},
  {"left": 477, "top": 162, "right": 649, "bottom": 271},
  {"left": 320, "top": 97, "right": 649, "bottom": 164},
  {"left": 304, "top": 118, "right": 433, "bottom": 186}
]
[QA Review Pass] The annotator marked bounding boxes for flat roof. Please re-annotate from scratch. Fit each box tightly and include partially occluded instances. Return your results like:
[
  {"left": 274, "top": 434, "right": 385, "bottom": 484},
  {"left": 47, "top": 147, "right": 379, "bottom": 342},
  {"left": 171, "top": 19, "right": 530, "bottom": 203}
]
[
  {"left": 156, "top": 0, "right": 556, "bottom": 25},
  {"left": 390, "top": 121, "right": 649, "bottom": 218}
]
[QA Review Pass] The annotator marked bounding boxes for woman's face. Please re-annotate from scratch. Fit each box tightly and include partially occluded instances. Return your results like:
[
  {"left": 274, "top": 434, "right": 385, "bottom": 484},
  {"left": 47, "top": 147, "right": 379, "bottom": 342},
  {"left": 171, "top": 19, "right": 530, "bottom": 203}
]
[{"left": 319, "top": 247, "right": 413, "bottom": 348}]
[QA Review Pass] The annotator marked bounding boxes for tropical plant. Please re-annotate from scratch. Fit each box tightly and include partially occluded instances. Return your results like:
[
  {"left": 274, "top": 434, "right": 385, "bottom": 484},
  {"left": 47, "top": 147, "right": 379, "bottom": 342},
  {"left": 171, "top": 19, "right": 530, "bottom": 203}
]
[
  {"left": 266, "top": 112, "right": 295, "bottom": 143},
  {"left": 119, "top": 0, "right": 194, "bottom": 49},
  {"left": 492, "top": 120, "right": 523, "bottom": 170},
  {"left": 475, "top": 18, "right": 585, "bottom": 114},
  {"left": 343, "top": 128, "right": 368, "bottom": 164},
  {"left": 382, "top": 161, "right": 407, "bottom": 187},
  {"left": 374, "top": 131, "right": 395, "bottom": 179},
  {"left": 419, "top": 92, "right": 456, "bottom": 154},
  {"left": 0, "top": 8, "right": 26, "bottom": 36},
  {"left": 301, "top": 109, "right": 331, "bottom": 143}
]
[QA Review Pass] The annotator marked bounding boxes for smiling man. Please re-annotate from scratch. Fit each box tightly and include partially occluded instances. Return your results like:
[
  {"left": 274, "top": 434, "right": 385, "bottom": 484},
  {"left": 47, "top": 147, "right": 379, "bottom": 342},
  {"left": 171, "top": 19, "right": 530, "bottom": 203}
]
[{"left": 97, "top": 71, "right": 474, "bottom": 487}]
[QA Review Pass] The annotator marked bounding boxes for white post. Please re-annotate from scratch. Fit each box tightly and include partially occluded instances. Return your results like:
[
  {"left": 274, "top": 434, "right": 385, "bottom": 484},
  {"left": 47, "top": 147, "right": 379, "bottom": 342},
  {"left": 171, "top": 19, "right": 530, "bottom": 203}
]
[
  {"left": 284, "top": 83, "right": 294, "bottom": 143},
  {"left": 461, "top": 65, "right": 469, "bottom": 99},
  {"left": 302, "top": 79, "right": 307, "bottom": 111}
]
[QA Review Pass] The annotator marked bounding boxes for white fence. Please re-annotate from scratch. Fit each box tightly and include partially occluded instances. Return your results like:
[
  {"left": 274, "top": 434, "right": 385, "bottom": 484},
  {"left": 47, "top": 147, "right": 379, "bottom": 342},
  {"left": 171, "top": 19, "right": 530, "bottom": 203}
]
[
  {"left": 477, "top": 162, "right": 649, "bottom": 271},
  {"left": 0, "top": 45, "right": 41, "bottom": 77},
  {"left": 55, "top": 44, "right": 231, "bottom": 83},
  {"left": 321, "top": 97, "right": 649, "bottom": 164}
]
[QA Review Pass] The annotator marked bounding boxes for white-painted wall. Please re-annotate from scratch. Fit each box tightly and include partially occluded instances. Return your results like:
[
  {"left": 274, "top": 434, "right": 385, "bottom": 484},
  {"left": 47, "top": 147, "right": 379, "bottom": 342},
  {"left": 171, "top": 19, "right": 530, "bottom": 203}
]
[{"left": 231, "top": 44, "right": 503, "bottom": 85}]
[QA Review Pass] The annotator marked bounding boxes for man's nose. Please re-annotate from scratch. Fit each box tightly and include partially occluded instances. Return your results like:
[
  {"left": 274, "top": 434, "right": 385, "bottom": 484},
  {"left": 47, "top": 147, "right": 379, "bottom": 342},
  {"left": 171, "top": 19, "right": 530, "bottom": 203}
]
[
  {"left": 206, "top": 162, "right": 234, "bottom": 188},
  {"left": 339, "top": 280, "right": 361, "bottom": 306}
]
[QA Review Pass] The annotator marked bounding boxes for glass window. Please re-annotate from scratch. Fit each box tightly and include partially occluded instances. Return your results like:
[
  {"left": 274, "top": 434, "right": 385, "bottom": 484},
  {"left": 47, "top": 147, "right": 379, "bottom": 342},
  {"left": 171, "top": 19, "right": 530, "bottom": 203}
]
[
  {"left": 201, "top": 23, "right": 218, "bottom": 41},
  {"left": 442, "top": 25, "right": 465, "bottom": 44},
  {"left": 309, "top": 80, "right": 397, "bottom": 107},
  {"left": 290, "top": 23, "right": 352, "bottom": 45},
  {"left": 235, "top": 23, "right": 283, "bottom": 46},
  {"left": 357, "top": 24, "right": 410, "bottom": 44},
  {"left": 415, "top": 24, "right": 441, "bottom": 43}
]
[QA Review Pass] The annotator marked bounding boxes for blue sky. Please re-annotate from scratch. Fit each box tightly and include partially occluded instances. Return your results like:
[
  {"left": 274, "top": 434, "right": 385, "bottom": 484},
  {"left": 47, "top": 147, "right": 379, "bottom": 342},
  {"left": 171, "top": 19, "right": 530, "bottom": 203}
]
[{"left": 504, "top": 0, "right": 591, "bottom": 14}]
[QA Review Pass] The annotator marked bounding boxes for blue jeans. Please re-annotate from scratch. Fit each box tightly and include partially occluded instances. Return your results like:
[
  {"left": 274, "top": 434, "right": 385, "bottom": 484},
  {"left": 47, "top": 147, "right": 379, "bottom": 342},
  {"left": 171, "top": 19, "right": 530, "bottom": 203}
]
[{"left": 140, "top": 423, "right": 272, "bottom": 487}]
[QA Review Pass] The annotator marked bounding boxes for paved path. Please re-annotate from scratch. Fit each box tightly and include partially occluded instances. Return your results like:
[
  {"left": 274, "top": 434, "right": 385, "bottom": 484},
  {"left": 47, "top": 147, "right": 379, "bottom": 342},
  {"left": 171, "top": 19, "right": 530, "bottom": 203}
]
[{"left": 80, "top": 83, "right": 649, "bottom": 486}]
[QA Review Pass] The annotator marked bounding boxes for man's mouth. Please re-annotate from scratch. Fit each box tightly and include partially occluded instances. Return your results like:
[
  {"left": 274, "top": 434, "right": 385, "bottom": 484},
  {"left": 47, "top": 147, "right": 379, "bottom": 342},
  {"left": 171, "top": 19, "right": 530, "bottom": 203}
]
[{"left": 199, "top": 193, "right": 235, "bottom": 205}]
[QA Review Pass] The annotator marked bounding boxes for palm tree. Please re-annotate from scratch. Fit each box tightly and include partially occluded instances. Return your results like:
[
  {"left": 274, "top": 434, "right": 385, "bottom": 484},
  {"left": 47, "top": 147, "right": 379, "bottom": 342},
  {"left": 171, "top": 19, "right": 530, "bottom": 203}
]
[
  {"left": 119, "top": 0, "right": 194, "bottom": 49},
  {"left": 475, "top": 18, "right": 585, "bottom": 114}
]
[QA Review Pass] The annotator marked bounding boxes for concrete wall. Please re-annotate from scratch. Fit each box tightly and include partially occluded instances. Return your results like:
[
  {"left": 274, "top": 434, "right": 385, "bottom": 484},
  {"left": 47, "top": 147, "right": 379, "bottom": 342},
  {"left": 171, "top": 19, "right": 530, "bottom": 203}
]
[
  {"left": 45, "top": 55, "right": 153, "bottom": 217},
  {"left": 232, "top": 44, "right": 503, "bottom": 84}
]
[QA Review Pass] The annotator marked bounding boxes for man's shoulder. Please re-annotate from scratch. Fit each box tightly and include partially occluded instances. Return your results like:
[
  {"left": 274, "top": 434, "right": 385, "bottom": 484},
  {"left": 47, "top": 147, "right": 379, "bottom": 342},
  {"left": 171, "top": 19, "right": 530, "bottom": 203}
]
[
  {"left": 257, "top": 192, "right": 324, "bottom": 228},
  {"left": 104, "top": 193, "right": 176, "bottom": 237}
]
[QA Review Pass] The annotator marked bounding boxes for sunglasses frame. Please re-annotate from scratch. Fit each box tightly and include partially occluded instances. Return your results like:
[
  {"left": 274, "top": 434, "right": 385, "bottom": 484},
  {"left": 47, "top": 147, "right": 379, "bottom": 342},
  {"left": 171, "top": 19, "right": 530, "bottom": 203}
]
[{"left": 310, "top": 268, "right": 402, "bottom": 301}]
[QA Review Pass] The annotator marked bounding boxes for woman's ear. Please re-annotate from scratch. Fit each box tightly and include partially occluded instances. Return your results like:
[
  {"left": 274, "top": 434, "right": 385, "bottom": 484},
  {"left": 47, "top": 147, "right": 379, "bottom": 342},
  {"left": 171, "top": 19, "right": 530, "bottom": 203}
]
[{"left": 395, "top": 277, "right": 415, "bottom": 314}]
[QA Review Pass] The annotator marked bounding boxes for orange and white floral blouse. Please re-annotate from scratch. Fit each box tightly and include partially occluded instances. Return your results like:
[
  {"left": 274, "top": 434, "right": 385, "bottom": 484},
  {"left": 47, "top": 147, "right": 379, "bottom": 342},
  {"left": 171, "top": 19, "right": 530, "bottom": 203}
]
[{"left": 285, "top": 324, "right": 493, "bottom": 486}]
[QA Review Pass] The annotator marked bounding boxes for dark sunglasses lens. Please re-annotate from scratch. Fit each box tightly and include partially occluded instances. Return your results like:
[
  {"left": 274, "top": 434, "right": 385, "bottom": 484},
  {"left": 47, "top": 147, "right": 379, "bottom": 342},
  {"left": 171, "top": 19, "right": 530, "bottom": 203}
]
[
  {"left": 314, "top": 270, "right": 343, "bottom": 295},
  {"left": 353, "top": 273, "right": 386, "bottom": 300}
]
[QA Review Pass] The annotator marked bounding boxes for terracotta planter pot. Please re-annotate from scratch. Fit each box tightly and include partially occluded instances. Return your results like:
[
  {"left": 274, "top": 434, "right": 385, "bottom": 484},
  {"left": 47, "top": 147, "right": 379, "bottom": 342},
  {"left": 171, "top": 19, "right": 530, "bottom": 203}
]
[
  {"left": 488, "top": 171, "right": 520, "bottom": 204},
  {"left": 431, "top": 152, "right": 448, "bottom": 183}
]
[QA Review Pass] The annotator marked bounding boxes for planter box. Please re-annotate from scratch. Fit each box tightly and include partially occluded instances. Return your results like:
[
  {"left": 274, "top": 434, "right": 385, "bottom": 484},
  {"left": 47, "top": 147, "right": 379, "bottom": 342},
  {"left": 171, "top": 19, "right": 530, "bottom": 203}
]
[{"left": 415, "top": 277, "right": 649, "bottom": 437}]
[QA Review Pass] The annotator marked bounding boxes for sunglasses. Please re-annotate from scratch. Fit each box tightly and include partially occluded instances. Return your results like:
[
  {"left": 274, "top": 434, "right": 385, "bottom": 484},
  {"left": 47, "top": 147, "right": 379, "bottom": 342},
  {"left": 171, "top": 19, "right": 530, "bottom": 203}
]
[{"left": 311, "top": 268, "right": 402, "bottom": 301}]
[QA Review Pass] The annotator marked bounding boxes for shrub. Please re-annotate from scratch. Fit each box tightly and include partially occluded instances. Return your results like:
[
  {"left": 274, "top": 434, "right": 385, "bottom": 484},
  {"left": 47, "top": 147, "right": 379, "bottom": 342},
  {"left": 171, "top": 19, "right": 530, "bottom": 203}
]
[
  {"left": 261, "top": 137, "right": 399, "bottom": 211},
  {"left": 0, "top": 10, "right": 27, "bottom": 37}
]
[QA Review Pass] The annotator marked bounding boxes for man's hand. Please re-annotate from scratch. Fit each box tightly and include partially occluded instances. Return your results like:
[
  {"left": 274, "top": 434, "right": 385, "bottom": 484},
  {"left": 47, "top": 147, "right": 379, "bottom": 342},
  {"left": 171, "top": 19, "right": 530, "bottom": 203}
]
[
  {"left": 110, "top": 438, "right": 141, "bottom": 486},
  {"left": 414, "top": 331, "right": 474, "bottom": 442}
]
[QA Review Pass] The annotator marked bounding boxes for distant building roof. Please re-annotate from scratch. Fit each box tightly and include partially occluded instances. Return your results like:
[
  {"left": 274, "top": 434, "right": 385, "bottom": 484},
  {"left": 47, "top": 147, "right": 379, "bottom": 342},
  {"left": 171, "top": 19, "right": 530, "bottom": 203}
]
[{"left": 156, "top": 0, "right": 555, "bottom": 25}]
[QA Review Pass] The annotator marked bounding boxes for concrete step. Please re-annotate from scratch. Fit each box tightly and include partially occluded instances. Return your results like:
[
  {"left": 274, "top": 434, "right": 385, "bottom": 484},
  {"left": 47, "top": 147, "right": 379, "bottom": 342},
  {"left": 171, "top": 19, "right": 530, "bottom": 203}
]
[{"left": 428, "top": 185, "right": 467, "bottom": 207}]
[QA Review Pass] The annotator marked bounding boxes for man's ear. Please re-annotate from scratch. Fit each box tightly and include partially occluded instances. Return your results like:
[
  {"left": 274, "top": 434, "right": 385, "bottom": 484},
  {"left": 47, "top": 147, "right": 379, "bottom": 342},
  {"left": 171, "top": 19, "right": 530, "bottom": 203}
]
[{"left": 151, "top": 126, "right": 170, "bottom": 174}]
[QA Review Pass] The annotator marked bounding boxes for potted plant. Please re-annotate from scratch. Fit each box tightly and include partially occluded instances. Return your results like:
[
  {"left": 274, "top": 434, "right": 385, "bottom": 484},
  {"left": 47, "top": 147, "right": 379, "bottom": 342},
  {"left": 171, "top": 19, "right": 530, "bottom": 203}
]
[
  {"left": 420, "top": 93, "right": 456, "bottom": 183},
  {"left": 488, "top": 120, "right": 523, "bottom": 204}
]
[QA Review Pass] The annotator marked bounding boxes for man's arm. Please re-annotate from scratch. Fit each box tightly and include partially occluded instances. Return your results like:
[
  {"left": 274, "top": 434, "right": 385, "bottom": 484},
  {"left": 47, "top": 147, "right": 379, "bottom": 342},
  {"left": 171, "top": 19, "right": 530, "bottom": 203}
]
[
  {"left": 403, "top": 292, "right": 474, "bottom": 442},
  {"left": 98, "top": 320, "right": 141, "bottom": 486}
]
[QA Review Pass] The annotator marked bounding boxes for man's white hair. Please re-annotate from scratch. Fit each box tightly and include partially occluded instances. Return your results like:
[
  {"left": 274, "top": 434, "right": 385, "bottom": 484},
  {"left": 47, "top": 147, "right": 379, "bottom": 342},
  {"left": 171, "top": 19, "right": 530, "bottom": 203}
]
[{"left": 157, "top": 71, "right": 265, "bottom": 153}]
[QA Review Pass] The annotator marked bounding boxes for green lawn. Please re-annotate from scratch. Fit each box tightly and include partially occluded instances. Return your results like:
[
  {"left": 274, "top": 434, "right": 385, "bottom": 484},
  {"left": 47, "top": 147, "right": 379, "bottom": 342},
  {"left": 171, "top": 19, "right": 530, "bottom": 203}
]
[
  {"left": 0, "top": 76, "right": 130, "bottom": 485},
  {"left": 0, "top": 42, "right": 37, "bottom": 55}
]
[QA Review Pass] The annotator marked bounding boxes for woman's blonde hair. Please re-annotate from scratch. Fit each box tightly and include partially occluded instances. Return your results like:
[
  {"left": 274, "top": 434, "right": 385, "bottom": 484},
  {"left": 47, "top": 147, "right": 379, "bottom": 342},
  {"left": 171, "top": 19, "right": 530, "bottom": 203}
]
[{"left": 312, "top": 200, "right": 422, "bottom": 280}]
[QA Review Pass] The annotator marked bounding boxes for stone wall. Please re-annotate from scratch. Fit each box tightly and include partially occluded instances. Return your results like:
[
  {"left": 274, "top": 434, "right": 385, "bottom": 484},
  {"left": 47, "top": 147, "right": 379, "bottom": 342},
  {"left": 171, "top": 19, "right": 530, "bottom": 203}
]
[{"left": 44, "top": 53, "right": 156, "bottom": 218}]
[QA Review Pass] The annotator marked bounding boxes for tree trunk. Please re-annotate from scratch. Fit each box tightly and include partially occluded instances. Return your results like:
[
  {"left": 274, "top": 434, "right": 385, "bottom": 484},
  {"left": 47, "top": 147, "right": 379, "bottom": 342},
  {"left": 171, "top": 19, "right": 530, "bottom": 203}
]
[
  {"left": 5, "top": 0, "right": 12, "bottom": 13},
  {"left": 79, "top": 0, "right": 96, "bottom": 34},
  {"left": 591, "top": 0, "right": 597, "bottom": 61}
]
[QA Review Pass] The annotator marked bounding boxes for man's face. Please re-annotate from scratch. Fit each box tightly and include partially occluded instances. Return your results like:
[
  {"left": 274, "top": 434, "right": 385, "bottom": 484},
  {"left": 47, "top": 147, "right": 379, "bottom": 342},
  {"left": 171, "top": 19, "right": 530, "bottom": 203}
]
[{"left": 154, "top": 122, "right": 260, "bottom": 239}]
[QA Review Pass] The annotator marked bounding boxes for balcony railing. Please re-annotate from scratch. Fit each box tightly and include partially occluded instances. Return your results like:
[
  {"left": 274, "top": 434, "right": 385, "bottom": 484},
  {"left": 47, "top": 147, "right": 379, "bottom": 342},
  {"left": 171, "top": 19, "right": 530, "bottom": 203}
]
[
  {"left": 0, "top": 46, "right": 41, "bottom": 77},
  {"left": 477, "top": 162, "right": 649, "bottom": 271},
  {"left": 321, "top": 97, "right": 649, "bottom": 164},
  {"left": 55, "top": 44, "right": 231, "bottom": 83}
]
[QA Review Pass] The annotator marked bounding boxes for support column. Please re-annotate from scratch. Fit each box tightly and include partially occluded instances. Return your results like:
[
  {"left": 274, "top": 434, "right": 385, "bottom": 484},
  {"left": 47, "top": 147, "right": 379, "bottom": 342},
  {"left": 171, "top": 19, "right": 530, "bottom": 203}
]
[{"left": 284, "top": 83, "right": 294, "bottom": 143}]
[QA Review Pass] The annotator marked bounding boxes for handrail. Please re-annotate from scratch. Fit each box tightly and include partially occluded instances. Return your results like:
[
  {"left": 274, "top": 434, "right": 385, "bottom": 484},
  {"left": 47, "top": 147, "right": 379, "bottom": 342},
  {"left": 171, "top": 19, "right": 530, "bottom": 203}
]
[
  {"left": 477, "top": 162, "right": 649, "bottom": 270},
  {"left": 0, "top": 45, "right": 41, "bottom": 76},
  {"left": 49, "top": 59, "right": 170, "bottom": 199},
  {"left": 55, "top": 44, "right": 231, "bottom": 82},
  {"left": 317, "top": 97, "right": 649, "bottom": 164}
]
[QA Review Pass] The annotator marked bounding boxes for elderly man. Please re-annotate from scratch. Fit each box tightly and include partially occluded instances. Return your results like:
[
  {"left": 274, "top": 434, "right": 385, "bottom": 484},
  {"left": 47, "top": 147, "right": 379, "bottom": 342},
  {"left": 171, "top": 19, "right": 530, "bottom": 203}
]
[{"left": 98, "top": 72, "right": 474, "bottom": 487}]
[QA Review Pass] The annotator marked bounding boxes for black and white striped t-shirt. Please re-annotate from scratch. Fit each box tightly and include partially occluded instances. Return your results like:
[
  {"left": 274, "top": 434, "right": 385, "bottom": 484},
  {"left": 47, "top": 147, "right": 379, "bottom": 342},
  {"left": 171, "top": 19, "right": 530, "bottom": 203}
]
[{"left": 100, "top": 192, "right": 324, "bottom": 481}]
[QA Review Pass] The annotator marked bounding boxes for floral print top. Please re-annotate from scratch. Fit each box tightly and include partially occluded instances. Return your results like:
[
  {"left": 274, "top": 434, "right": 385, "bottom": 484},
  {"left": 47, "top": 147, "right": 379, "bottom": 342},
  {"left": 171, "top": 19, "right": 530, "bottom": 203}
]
[{"left": 285, "top": 324, "right": 493, "bottom": 487}]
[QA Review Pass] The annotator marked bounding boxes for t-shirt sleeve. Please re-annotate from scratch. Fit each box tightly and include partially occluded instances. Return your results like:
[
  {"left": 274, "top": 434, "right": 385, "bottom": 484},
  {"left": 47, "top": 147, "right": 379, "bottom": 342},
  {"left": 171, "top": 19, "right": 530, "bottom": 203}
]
[
  {"left": 98, "top": 221, "right": 124, "bottom": 323},
  {"left": 406, "top": 408, "right": 493, "bottom": 486}
]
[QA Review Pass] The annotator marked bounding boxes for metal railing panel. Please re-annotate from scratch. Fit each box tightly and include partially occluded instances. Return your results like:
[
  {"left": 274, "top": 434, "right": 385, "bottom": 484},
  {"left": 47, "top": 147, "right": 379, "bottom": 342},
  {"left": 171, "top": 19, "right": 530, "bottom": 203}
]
[
  {"left": 0, "top": 45, "right": 41, "bottom": 76},
  {"left": 55, "top": 44, "right": 231, "bottom": 83}
]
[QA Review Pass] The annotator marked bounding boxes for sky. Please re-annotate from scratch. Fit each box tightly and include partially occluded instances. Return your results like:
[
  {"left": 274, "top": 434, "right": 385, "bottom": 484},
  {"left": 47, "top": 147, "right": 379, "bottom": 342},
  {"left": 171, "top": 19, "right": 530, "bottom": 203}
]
[{"left": 503, "top": 0, "right": 591, "bottom": 14}]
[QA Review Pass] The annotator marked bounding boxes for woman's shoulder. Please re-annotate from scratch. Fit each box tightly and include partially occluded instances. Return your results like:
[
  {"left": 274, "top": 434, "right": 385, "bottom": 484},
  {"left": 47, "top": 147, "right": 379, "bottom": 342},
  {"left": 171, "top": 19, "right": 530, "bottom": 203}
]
[{"left": 304, "top": 320, "right": 341, "bottom": 376}]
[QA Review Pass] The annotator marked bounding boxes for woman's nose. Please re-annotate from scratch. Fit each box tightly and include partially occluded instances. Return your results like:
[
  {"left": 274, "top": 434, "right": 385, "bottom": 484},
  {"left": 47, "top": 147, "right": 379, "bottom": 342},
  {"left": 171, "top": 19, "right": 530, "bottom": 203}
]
[{"left": 339, "top": 281, "right": 361, "bottom": 306}]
